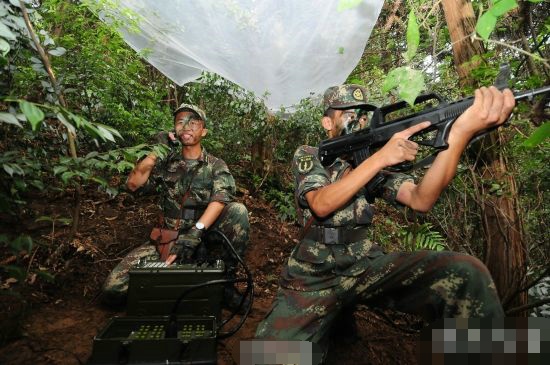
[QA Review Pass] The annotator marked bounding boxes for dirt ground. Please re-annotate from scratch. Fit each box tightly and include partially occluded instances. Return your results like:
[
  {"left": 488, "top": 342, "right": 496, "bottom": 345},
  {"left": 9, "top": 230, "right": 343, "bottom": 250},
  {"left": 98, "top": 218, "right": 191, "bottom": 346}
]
[{"left": 0, "top": 186, "right": 421, "bottom": 365}]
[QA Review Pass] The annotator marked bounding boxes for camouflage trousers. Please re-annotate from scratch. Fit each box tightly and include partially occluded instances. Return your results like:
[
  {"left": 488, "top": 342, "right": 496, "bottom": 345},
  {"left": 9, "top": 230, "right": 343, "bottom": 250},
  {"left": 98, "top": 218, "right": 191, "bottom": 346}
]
[
  {"left": 255, "top": 248, "right": 503, "bottom": 346},
  {"left": 102, "top": 202, "right": 249, "bottom": 305}
]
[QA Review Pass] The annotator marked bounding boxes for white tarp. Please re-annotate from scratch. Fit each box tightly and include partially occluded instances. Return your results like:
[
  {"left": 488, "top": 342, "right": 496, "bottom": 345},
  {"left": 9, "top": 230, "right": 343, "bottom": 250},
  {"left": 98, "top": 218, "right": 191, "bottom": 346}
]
[{"left": 99, "top": 0, "right": 384, "bottom": 110}]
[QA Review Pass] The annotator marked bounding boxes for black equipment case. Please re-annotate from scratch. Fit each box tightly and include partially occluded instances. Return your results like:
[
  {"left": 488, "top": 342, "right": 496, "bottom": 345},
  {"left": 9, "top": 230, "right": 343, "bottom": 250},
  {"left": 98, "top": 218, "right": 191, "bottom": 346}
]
[{"left": 87, "top": 260, "right": 225, "bottom": 365}]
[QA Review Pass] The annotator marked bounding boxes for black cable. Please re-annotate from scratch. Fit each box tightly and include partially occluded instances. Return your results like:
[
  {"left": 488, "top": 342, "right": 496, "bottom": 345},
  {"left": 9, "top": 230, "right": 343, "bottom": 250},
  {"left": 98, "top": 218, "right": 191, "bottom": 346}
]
[
  {"left": 210, "top": 229, "right": 254, "bottom": 339},
  {"left": 164, "top": 228, "right": 254, "bottom": 339},
  {"left": 164, "top": 277, "right": 248, "bottom": 337}
]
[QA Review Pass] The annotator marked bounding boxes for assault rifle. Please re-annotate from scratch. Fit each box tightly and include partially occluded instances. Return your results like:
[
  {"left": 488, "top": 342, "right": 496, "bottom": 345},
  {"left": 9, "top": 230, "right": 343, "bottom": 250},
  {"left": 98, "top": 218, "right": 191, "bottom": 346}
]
[{"left": 318, "top": 84, "right": 550, "bottom": 202}]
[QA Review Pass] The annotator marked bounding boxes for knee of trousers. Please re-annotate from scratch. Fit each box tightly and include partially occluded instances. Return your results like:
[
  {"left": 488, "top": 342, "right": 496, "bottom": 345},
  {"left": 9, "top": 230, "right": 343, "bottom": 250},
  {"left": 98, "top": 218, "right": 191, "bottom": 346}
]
[
  {"left": 443, "top": 252, "right": 495, "bottom": 287},
  {"left": 216, "top": 202, "right": 250, "bottom": 252}
]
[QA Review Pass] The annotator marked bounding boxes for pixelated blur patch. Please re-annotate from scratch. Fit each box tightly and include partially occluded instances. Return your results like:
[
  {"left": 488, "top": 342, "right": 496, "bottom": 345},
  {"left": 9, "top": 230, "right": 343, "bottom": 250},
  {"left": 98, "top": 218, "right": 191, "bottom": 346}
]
[
  {"left": 418, "top": 318, "right": 550, "bottom": 364},
  {"left": 240, "top": 340, "right": 324, "bottom": 365}
]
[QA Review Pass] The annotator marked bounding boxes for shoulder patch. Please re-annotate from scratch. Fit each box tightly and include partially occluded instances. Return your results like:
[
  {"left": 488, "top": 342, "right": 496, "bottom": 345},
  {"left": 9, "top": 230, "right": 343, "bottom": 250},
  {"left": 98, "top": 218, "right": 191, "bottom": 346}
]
[{"left": 297, "top": 155, "right": 314, "bottom": 174}]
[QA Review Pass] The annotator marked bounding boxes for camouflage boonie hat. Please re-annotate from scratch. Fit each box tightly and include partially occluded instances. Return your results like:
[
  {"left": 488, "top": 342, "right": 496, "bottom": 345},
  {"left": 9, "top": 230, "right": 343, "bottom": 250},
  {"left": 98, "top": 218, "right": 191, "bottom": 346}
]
[
  {"left": 323, "top": 84, "right": 370, "bottom": 110},
  {"left": 173, "top": 103, "right": 207, "bottom": 126}
]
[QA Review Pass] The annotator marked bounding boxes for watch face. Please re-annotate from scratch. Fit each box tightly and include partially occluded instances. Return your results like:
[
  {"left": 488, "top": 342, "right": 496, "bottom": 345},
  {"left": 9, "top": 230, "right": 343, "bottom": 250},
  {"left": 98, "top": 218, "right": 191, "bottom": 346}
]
[{"left": 195, "top": 222, "right": 205, "bottom": 230}]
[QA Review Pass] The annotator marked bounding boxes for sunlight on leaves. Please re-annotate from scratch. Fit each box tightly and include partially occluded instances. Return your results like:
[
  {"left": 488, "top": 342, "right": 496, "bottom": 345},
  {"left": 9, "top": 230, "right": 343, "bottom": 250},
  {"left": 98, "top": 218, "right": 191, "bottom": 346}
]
[
  {"left": 0, "top": 112, "right": 23, "bottom": 128},
  {"left": 403, "top": 10, "right": 419, "bottom": 62},
  {"left": 0, "top": 38, "right": 10, "bottom": 56},
  {"left": 476, "top": 0, "right": 518, "bottom": 40},
  {"left": 0, "top": 21, "right": 16, "bottom": 41},
  {"left": 19, "top": 100, "right": 45, "bottom": 131},
  {"left": 489, "top": 0, "right": 518, "bottom": 17},
  {"left": 383, "top": 66, "right": 425, "bottom": 106},
  {"left": 476, "top": 12, "right": 497, "bottom": 40}
]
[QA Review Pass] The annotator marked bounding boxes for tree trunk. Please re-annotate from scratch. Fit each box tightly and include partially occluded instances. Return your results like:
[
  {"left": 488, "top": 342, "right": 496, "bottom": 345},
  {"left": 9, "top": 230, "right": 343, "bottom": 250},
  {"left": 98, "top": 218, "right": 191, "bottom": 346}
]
[
  {"left": 440, "top": 0, "right": 485, "bottom": 86},
  {"left": 441, "top": 0, "right": 528, "bottom": 313}
]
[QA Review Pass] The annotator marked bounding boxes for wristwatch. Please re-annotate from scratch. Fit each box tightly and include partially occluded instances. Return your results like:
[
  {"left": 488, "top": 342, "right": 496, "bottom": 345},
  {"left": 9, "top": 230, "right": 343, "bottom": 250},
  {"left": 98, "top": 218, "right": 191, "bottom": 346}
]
[{"left": 195, "top": 221, "right": 205, "bottom": 231}]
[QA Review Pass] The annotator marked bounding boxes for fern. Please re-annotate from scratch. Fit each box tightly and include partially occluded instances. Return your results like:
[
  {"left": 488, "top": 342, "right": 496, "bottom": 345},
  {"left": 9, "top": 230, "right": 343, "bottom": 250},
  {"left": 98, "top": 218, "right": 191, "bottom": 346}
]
[{"left": 399, "top": 223, "right": 446, "bottom": 251}]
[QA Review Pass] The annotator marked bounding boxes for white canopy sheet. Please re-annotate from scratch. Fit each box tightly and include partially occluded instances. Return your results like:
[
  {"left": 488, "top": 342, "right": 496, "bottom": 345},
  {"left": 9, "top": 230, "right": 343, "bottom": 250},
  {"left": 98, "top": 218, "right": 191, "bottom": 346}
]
[{"left": 99, "top": 0, "right": 384, "bottom": 110}]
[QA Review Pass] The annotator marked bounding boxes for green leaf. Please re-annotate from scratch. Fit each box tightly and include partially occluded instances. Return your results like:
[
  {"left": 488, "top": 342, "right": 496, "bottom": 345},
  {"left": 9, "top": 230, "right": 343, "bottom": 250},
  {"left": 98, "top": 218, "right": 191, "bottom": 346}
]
[
  {"left": 85, "top": 151, "right": 99, "bottom": 159},
  {"left": 522, "top": 122, "right": 550, "bottom": 147},
  {"left": 35, "top": 215, "right": 54, "bottom": 222},
  {"left": 19, "top": 101, "right": 45, "bottom": 131},
  {"left": 116, "top": 160, "right": 135, "bottom": 172},
  {"left": 60, "top": 171, "right": 76, "bottom": 184},
  {"left": 56, "top": 218, "right": 72, "bottom": 225},
  {"left": 3, "top": 163, "right": 24, "bottom": 176},
  {"left": 489, "top": 0, "right": 518, "bottom": 17},
  {"left": 1, "top": 265, "right": 26, "bottom": 281},
  {"left": 347, "top": 78, "right": 364, "bottom": 85},
  {"left": 56, "top": 112, "right": 76, "bottom": 135},
  {"left": 404, "top": 10, "right": 419, "bottom": 62},
  {"left": 0, "top": 21, "right": 16, "bottom": 41},
  {"left": 29, "top": 180, "right": 45, "bottom": 190},
  {"left": 95, "top": 124, "right": 115, "bottom": 142},
  {"left": 2, "top": 163, "right": 24, "bottom": 176},
  {"left": 48, "top": 47, "right": 66, "bottom": 56},
  {"left": 36, "top": 270, "right": 55, "bottom": 283},
  {"left": 338, "top": 46, "right": 344, "bottom": 55},
  {"left": 94, "top": 123, "right": 123, "bottom": 140},
  {"left": 382, "top": 67, "right": 407, "bottom": 93},
  {"left": 12, "top": 235, "right": 32, "bottom": 252},
  {"left": 383, "top": 67, "right": 425, "bottom": 106},
  {"left": 397, "top": 68, "right": 425, "bottom": 106},
  {"left": 52, "top": 165, "right": 68, "bottom": 175},
  {"left": 337, "top": 0, "right": 363, "bottom": 12},
  {"left": 2, "top": 163, "right": 14, "bottom": 176},
  {"left": 0, "top": 38, "right": 10, "bottom": 56},
  {"left": 0, "top": 112, "right": 23, "bottom": 128},
  {"left": 476, "top": 12, "right": 497, "bottom": 40},
  {"left": 90, "top": 176, "right": 108, "bottom": 186}
]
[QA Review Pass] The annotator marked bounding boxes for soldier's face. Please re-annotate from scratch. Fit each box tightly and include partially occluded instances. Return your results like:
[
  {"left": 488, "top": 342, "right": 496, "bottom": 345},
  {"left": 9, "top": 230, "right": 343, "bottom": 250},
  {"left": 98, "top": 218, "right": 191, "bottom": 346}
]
[
  {"left": 336, "top": 110, "right": 361, "bottom": 136},
  {"left": 174, "top": 111, "right": 207, "bottom": 145}
]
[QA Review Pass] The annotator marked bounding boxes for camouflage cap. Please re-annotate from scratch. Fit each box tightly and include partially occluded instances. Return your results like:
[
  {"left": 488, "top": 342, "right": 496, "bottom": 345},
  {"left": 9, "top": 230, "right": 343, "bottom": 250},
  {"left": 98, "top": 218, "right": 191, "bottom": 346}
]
[
  {"left": 173, "top": 103, "right": 207, "bottom": 126},
  {"left": 323, "top": 84, "right": 370, "bottom": 110}
]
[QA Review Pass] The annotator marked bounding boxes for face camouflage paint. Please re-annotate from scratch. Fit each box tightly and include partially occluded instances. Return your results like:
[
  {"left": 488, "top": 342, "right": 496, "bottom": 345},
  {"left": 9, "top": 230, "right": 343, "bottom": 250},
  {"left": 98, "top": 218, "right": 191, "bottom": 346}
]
[
  {"left": 339, "top": 110, "right": 361, "bottom": 136},
  {"left": 175, "top": 115, "right": 203, "bottom": 131}
]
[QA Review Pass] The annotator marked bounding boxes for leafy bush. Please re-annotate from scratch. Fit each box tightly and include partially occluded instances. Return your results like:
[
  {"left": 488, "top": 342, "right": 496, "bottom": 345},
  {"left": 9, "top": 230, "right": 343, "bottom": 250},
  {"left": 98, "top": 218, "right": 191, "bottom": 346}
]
[{"left": 265, "top": 188, "right": 296, "bottom": 223}]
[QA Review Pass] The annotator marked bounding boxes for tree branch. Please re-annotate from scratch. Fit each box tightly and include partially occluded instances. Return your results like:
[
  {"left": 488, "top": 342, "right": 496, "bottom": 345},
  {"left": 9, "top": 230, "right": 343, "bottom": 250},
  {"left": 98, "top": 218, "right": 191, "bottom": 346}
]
[{"left": 506, "top": 298, "right": 550, "bottom": 316}]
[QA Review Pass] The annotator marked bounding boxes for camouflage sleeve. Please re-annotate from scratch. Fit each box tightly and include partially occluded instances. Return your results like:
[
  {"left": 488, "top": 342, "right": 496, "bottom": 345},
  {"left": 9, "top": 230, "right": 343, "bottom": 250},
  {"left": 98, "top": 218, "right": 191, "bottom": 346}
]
[
  {"left": 210, "top": 158, "right": 236, "bottom": 203},
  {"left": 379, "top": 172, "right": 414, "bottom": 208},
  {"left": 292, "top": 145, "right": 330, "bottom": 208}
]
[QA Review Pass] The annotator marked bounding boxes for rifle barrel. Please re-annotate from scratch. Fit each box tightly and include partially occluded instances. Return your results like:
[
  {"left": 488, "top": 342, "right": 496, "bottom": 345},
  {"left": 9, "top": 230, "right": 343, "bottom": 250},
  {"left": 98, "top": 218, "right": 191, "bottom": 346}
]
[{"left": 514, "top": 85, "right": 550, "bottom": 101}]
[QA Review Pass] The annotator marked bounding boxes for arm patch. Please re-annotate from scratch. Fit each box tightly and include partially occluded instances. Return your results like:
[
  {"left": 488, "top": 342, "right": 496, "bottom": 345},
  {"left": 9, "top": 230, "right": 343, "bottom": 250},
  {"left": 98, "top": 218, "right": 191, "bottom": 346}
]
[{"left": 297, "top": 155, "right": 314, "bottom": 174}]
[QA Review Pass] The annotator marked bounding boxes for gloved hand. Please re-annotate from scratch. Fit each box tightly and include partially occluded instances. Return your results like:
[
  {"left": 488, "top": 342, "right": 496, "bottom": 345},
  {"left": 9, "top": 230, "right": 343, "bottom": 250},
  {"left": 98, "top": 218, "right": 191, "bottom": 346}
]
[
  {"left": 154, "top": 131, "right": 180, "bottom": 148},
  {"left": 169, "top": 227, "right": 203, "bottom": 262}
]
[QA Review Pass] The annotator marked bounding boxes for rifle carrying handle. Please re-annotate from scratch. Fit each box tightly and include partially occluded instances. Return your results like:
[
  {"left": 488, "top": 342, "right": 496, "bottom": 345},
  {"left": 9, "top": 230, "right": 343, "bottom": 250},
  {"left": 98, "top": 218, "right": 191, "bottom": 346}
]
[{"left": 371, "top": 93, "right": 445, "bottom": 128}]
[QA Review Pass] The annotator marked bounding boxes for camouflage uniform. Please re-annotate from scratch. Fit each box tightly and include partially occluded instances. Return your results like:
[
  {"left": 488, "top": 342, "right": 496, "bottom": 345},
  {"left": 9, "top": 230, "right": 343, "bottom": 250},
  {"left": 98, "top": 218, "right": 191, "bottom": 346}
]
[
  {"left": 255, "top": 85, "right": 503, "bottom": 351},
  {"left": 102, "top": 147, "right": 249, "bottom": 304}
]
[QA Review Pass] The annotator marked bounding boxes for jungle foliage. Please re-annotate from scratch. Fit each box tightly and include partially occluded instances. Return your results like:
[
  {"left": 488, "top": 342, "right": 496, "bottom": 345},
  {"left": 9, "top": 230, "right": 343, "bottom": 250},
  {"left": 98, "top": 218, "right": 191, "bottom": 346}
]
[{"left": 0, "top": 0, "right": 548, "bottom": 333}]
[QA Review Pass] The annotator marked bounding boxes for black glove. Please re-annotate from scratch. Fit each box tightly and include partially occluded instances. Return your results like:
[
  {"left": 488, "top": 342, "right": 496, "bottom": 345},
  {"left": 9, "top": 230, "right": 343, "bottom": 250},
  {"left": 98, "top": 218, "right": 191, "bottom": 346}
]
[
  {"left": 169, "top": 227, "right": 203, "bottom": 262},
  {"left": 154, "top": 131, "right": 180, "bottom": 148}
]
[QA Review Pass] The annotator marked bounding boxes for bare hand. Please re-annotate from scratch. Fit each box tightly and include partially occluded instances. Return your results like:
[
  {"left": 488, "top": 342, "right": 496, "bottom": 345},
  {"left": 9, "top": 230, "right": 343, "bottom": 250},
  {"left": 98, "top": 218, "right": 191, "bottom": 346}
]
[
  {"left": 452, "top": 86, "right": 515, "bottom": 138},
  {"left": 165, "top": 253, "right": 177, "bottom": 265},
  {"left": 376, "top": 121, "right": 431, "bottom": 167}
]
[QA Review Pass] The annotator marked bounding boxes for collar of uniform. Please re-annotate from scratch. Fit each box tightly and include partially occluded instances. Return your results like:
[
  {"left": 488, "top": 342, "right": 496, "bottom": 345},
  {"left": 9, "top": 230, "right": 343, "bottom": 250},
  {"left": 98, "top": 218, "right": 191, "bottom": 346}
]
[{"left": 170, "top": 147, "right": 209, "bottom": 164}]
